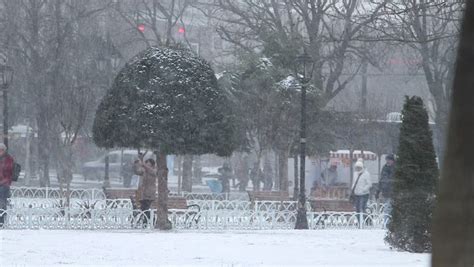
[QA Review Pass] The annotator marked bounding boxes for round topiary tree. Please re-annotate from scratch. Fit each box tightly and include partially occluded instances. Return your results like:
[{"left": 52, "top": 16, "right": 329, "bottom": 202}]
[
  {"left": 385, "top": 96, "right": 439, "bottom": 252},
  {"left": 93, "top": 46, "right": 237, "bottom": 229}
]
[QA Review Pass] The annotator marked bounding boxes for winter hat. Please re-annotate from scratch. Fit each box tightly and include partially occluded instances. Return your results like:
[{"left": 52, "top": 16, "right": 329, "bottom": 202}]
[
  {"left": 354, "top": 160, "right": 364, "bottom": 169},
  {"left": 0, "top": 143, "right": 7, "bottom": 151},
  {"left": 386, "top": 154, "right": 395, "bottom": 161}
]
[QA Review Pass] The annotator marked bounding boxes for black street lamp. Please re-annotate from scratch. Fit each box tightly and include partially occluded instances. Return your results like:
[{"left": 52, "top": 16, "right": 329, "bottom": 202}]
[
  {"left": 96, "top": 47, "right": 122, "bottom": 188},
  {"left": 0, "top": 64, "right": 14, "bottom": 148},
  {"left": 294, "top": 51, "right": 314, "bottom": 230}
]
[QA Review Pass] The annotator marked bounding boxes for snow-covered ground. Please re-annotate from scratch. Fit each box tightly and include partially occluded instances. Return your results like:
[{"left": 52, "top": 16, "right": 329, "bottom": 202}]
[{"left": 1, "top": 230, "right": 429, "bottom": 266}]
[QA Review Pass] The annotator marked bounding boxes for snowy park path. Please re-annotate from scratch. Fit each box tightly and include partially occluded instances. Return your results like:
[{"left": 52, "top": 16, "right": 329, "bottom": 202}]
[{"left": 1, "top": 229, "right": 429, "bottom": 266}]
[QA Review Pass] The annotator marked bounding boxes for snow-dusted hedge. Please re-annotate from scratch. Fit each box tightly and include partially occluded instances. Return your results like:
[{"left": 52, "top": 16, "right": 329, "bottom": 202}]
[{"left": 93, "top": 47, "right": 236, "bottom": 156}]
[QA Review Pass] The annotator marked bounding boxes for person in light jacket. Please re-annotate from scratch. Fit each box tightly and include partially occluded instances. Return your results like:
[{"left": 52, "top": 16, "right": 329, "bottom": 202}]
[
  {"left": 134, "top": 158, "right": 157, "bottom": 225},
  {"left": 352, "top": 160, "right": 372, "bottom": 213}
]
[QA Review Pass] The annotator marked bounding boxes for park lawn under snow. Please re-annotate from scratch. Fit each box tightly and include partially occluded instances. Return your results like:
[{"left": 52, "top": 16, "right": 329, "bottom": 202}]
[{"left": 1, "top": 229, "right": 429, "bottom": 267}]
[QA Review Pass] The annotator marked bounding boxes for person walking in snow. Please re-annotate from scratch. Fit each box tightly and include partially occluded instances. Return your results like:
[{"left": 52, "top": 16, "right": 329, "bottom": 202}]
[
  {"left": 351, "top": 160, "right": 372, "bottom": 214},
  {"left": 134, "top": 157, "right": 157, "bottom": 226},
  {"left": 376, "top": 154, "right": 396, "bottom": 218},
  {"left": 376, "top": 155, "right": 395, "bottom": 209}
]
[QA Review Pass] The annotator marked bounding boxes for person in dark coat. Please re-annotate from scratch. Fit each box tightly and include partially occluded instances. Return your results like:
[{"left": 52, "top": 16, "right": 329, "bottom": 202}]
[
  {"left": 377, "top": 154, "right": 395, "bottom": 199},
  {"left": 376, "top": 154, "right": 396, "bottom": 214},
  {"left": 321, "top": 162, "right": 338, "bottom": 186},
  {"left": 0, "top": 143, "right": 14, "bottom": 226}
]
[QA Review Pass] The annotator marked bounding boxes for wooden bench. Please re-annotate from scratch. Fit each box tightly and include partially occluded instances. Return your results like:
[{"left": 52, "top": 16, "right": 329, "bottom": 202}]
[
  {"left": 103, "top": 188, "right": 137, "bottom": 199},
  {"left": 103, "top": 188, "right": 200, "bottom": 227},
  {"left": 153, "top": 196, "right": 200, "bottom": 212},
  {"left": 103, "top": 188, "right": 198, "bottom": 209},
  {"left": 311, "top": 186, "right": 351, "bottom": 200},
  {"left": 103, "top": 188, "right": 139, "bottom": 208},
  {"left": 309, "top": 199, "right": 355, "bottom": 212},
  {"left": 247, "top": 191, "right": 291, "bottom": 202}
]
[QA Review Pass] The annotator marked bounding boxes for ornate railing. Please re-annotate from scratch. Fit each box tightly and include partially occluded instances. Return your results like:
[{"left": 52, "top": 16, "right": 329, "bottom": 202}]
[
  {"left": 188, "top": 200, "right": 305, "bottom": 212},
  {"left": 3, "top": 190, "right": 390, "bottom": 230},
  {"left": 0, "top": 202, "right": 389, "bottom": 230},
  {"left": 171, "top": 192, "right": 249, "bottom": 201},
  {"left": 0, "top": 207, "right": 154, "bottom": 230},
  {"left": 169, "top": 210, "right": 389, "bottom": 230},
  {"left": 187, "top": 200, "right": 386, "bottom": 213},
  {"left": 9, "top": 198, "right": 133, "bottom": 209},
  {"left": 307, "top": 211, "right": 389, "bottom": 229},
  {"left": 11, "top": 187, "right": 250, "bottom": 201},
  {"left": 10, "top": 187, "right": 106, "bottom": 200}
]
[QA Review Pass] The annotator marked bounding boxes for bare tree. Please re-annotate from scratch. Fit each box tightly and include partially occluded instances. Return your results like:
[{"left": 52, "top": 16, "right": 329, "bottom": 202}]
[
  {"left": 374, "top": 0, "right": 463, "bottom": 161},
  {"left": 198, "top": 0, "right": 389, "bottom": 103},
  {"left": 194, "top": 0, "right": 391, "bottom": 193},
  {"left": 181, "top": 154, "right": 193, "bottom": 192},
  {"left": 54, "top": 84, "right": 95, "bottom": 203},
  {"left": 114, "top": 0, "right": 191, "bottom": 47},
  {"left": 0, "top": 0, "right": 108, "bottom": 186}
]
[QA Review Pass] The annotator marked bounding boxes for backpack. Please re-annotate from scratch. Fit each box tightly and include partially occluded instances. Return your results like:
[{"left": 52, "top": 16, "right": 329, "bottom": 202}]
[{"left": 12, "top": 162, "right": 21, "bottom": 182}]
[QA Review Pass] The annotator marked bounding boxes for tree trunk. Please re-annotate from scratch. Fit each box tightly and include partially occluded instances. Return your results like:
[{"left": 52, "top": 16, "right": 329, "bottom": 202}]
[
  {"left": 155, "top": 151, "right": 171, "bottom": 230},
  {"left": 177, "top": 155, "right": 182, "bottom": 194},
  {"left": 181, "top": 154, "right": 193, "bottom": 192},
  {"left": 377, "top": 153, "right": 382, "bottom": 178},
  {"left": 432, "top": 3, "right": 474, "bottom": 266},
  {"left": 236, "top": 156, "right": 249, "bottom": 192},
  {"left": 24, "top": 122, "right": 32, "bottom": 186},
  {"left": 57, "top": 145, "right": 73, "bottom": 208},
  {"left": 253, "top": 151, "right": 263, "bottom": 191},
  {"left": 349, "top": 149, "right": 354, "bottom": 187},
  {"left": 52, "top": 136, "right": 66, "bottom": 206},
  {"left": 192, "top": 155, "right": 202, "bottom": 185},
  {"left": 274, "top": 152, "right": 279, "bottom": 191},
  {"left": 37, "top": 114, "right": 50, "bottom": 187},
  {"left": 278, "top": 149, "right": 289, "bottom": 193},
  {"left": 361, "top": 58, "right": 368, "bottom": 114},
  {"left": 434, "top": 117, "right": 448, "bottom": 168}
]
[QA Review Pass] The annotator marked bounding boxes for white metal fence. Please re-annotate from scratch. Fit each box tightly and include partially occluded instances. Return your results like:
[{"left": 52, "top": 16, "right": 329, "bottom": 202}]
[
  {"left": 0, "top": 208, "right": 155, "bottom": 230},
  {"left": 1, "top": 197, "right": 390, "bottom": 230},
  {"left": 10, "top": 187, "right": 106, "bottom": 200},
  {"left": 10, "top": 187, "right": 249, "bottom": 201}
]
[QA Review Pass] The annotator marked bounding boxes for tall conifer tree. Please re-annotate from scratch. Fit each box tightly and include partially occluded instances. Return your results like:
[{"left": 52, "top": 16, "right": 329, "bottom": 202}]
[{"left": 386, "top": 96, "right": 438, "bottom": 253}]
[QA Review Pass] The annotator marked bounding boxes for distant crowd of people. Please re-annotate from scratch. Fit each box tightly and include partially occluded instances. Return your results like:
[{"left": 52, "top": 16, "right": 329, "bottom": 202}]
[
  {"left": 351, "top": 154, "right": 395, "bottom": 213},
  {"left": 220, "top": 161, "right": 274, "bottom": 193},
  {"left": 123, "top": 152, "right": 397, "bottom": 224},
  {"left": 312, "top": 154, "right": 396, "bottom": 214}
]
